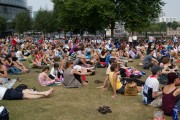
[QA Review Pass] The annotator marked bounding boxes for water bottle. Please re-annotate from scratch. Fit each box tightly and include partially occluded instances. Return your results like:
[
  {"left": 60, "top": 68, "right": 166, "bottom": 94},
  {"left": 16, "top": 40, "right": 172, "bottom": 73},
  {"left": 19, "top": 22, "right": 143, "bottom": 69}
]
[{"left": 173, "top": 105, "right": 179, "bottom": 120}]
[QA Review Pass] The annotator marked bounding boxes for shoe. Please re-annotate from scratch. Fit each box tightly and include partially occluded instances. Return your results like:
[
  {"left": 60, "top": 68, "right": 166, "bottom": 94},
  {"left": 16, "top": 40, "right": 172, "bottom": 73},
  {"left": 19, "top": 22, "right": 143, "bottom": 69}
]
[{"left": 97, "top": 106, "right": 112, "bottom": 114}]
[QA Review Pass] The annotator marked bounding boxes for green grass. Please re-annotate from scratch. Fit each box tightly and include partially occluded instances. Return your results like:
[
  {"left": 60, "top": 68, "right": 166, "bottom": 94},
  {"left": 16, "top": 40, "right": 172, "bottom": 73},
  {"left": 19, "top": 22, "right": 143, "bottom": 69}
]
[{"left": 1, "top": 60, "right": 174, "bottom": 120}]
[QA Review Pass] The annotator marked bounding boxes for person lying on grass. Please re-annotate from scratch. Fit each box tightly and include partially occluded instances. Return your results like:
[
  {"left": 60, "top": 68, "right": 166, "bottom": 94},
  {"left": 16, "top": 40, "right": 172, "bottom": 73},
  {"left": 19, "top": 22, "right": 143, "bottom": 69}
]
[{"left": 0, "top": 87, "right": 53, "bottom": 100}]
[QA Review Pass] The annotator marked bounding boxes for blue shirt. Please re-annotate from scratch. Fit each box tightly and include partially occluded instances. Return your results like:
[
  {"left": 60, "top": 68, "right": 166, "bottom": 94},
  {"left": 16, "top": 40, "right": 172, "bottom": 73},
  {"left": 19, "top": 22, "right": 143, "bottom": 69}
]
[{"left": 106, "top": 54, "right": 111, "bottom": 66}]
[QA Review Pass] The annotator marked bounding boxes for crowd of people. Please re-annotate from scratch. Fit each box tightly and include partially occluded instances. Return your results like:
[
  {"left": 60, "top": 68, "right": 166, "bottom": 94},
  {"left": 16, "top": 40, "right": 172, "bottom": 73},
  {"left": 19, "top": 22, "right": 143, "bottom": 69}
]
[{"left": 0, "top": 34, "right": 180, "bottom": 117}]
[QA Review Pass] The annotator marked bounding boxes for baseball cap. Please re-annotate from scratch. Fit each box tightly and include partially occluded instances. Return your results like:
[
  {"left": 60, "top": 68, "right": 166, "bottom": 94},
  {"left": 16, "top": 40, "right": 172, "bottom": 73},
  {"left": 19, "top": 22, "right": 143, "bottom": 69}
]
[{"left": 151, "top": 66, "right": 162, "bottom": 74}]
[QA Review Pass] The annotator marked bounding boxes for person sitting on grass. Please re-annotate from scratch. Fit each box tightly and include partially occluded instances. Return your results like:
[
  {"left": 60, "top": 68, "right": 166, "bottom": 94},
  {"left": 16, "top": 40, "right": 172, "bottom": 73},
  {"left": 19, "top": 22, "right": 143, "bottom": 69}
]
[
  {"left": 63, "top": 60, "right": 92, "bottom": 88},
  {"left": 162, "top": 72, "right": 180, "bottom": 116},
  {"left": 11, "top": 52, "right": 29, "bottom": 73},
  {"left": 0, "top": 61, "right": 8, "bottom": 85},
  {"left": 15, "top": 47, "right": 27, "bottom": 61},
  {"left": 143, "top": 50, "right": 159, "bottom": 69},
  {"left": 3, "top": 54, "right": 21, "bottom": 75},
  {"left": 38, "top": 66, "right": 57, "bottom": 86},
  {"left": 0, "top": 86, "right": 53, "bottom": 100},
  {"left": 49, "top": 63, "right": 63, "bottom": 81},
  {"left": 143, "top": 66, "right": 162, "bottom": 106},
  {"left": 109, "top": 63, "right": 125, "bottom": 98},
  {"left": 27, "top": 51, "right": 42, "bottom": 68}
]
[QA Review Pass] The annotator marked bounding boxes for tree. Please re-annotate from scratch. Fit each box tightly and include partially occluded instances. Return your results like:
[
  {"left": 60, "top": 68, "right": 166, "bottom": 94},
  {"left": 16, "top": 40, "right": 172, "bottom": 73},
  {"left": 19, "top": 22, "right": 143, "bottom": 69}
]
[
  {"left": 33, "top": 9, "right": 56, "bottom": 33},
  {"left": 14, "top": 11, "right": 32, "bottom": 33},
  {"left": 159, "top": 22, "right": 167, "bottom": 32},
  {"left": 52, "top": 0, "right": 116, "bottom": 35},
  {"left": 119, "top": 0, "right": 164, "bottom": 32},
  {"left": 171, "top": 21, "right": 178, "bottom": 30},
  {"left": 0, "top": 16, "right": 6, "bottom": 34},
  {"left": 52, "top": 0, "right": 165, "bottom": 36},
  {"left": 167, "top": 22, "right": 172, "bottom": 29}
]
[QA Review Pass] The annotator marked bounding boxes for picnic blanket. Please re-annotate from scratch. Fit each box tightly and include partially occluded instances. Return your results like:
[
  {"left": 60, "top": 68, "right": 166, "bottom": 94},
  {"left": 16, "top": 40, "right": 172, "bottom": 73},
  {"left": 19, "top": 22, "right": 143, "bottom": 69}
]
[{"left": 0, "top": 79, "right": 16, "bottom": 89}]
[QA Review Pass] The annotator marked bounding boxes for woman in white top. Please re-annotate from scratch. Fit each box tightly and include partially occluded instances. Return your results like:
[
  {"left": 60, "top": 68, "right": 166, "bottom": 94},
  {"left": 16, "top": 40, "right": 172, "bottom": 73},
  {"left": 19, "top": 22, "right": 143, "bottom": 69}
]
[{"left": 16, "top": 47, "right": 26, "bottom": 61}]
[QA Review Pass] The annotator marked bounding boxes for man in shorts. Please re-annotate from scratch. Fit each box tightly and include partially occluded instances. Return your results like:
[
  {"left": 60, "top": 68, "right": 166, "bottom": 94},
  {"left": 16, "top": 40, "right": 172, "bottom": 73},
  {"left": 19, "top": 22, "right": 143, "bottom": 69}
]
[{"left": 0, "top": 87, "right": 53, "bottom": 100}]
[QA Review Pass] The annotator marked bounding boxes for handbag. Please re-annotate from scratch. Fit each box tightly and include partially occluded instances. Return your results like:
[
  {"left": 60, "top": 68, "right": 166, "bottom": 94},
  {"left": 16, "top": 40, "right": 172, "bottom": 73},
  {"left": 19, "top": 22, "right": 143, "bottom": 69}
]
[{"left": 124, "top": 82, "right": 138, "bottom": 96}]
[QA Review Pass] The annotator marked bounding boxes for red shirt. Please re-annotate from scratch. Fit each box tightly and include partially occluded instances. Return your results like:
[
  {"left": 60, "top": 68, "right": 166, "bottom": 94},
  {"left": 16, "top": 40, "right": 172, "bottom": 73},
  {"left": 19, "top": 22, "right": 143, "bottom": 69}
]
[
  {"left": 12, "top": 38, "right": 17, "bottom": 46},
  {"left": 39, "top": 39, "right": 44, "bottom": 44}
]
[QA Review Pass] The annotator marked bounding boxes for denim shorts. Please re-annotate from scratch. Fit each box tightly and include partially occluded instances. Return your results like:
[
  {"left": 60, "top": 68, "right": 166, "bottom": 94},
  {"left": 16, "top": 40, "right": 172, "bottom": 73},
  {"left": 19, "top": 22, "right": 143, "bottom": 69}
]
[{"left": 116, "top": 85, "right": 125, "bottom": 94}]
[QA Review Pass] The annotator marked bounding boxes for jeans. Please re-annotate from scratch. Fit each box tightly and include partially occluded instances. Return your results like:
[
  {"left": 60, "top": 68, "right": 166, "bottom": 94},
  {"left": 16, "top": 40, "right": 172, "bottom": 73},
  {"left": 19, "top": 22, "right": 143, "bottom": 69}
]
[
  {"left": 7, "top": 67, "right": 21, "bottom": 75},
  {"left": 18, "top": 57, "right": 26, "bottom": 61},
  {"left": 116, "top": 85, "right": 125, "bottom": 94}
]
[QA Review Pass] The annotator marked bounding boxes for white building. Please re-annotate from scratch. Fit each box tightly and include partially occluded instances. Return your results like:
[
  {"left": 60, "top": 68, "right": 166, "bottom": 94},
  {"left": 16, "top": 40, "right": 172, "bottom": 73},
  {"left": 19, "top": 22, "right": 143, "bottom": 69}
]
[{"left": 158, "top": 17, "right": 176, "bottom": 23}]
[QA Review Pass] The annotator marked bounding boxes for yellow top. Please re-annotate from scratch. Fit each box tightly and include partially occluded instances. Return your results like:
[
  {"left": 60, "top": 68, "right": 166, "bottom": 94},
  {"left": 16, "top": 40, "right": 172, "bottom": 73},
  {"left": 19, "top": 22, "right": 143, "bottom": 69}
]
[{"left": 109, "top": 72, "right": 122, "bottom": 90}]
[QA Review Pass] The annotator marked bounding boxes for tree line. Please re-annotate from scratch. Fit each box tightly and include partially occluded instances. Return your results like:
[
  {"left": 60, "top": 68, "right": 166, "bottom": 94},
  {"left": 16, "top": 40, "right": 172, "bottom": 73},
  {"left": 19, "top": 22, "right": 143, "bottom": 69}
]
[{"left": 0, "top": 0, "right": 171, "bottom": 36}]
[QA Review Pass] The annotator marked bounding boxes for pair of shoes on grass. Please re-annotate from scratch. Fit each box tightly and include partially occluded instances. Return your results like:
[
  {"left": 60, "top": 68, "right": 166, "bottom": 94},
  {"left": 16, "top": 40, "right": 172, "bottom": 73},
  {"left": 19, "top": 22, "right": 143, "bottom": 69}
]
[{"left": 97, "top": 106, "right": 112, "bottom": 114}]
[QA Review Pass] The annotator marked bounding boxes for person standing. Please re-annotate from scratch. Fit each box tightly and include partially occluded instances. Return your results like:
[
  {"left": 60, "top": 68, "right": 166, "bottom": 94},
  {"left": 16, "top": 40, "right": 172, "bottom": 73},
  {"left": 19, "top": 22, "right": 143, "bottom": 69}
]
[
  {"left": 128, "top": 34, "right": 133, "bottom": 47},
  {"left": 132, "top": 33, "right": 137, "bottom": 48},
  {"left": 173, "top": 35, "right": 178, "bottom": 45}
]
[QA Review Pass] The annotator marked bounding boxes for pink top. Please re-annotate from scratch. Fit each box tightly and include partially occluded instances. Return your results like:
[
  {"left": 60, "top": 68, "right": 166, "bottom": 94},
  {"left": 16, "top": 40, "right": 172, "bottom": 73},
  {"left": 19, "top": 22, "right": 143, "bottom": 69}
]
[{"left": 38, "top": 73, "right": 55, "bottom": 86}]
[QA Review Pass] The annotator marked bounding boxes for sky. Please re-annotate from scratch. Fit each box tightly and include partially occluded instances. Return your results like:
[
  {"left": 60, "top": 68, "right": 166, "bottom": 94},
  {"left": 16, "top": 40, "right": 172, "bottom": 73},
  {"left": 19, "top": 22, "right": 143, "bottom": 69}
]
[{"left": 27, "top": 0, "right": 180, "bottom": 21}]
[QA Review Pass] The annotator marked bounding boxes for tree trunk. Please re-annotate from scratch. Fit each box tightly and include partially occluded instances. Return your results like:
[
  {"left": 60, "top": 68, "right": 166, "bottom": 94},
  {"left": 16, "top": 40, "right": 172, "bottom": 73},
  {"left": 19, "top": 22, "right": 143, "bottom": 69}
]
[
  {"left": 110, "top": 20, "right": 115, "bottom": 38},
  {"left": 145, "top": 31, "right": 147, "bottom": 38}
]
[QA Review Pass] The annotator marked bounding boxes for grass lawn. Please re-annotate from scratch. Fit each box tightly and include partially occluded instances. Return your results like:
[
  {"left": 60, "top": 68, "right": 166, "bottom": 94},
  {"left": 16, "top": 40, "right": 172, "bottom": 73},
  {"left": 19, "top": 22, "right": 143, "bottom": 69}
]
[{"left": 1, "top": 60, "right": 174, "bottom": 120}]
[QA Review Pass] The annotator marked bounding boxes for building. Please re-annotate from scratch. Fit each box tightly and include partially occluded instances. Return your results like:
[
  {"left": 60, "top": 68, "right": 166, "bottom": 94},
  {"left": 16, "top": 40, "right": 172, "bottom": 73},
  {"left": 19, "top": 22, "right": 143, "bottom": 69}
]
[
  {"left": 0, "top": 0, "right": 27, "bottom": 31},
  {"left": 158, "top": 17, "right": 176, "bottom": 23},
  {"left": 155, "top": 11, "right": 177, "bottom": 23},
  {"left": 27, "top": 6, "right": 33, "bottom": 18},
  {"left": 167, "top": 27, "right": 180, "bottom": 36},
  {"left": 33, "top": 11, "right": 38, "bottom": 19},
  {"left": 0, "top": 0, "right": 27, "bottom": 21}
]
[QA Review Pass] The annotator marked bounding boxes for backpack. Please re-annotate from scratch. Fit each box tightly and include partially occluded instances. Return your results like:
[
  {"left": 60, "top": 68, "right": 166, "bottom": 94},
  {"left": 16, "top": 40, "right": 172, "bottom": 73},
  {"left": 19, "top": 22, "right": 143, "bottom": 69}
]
[{"left": 0, "top": 106, "right": 9, "bottom": 120}]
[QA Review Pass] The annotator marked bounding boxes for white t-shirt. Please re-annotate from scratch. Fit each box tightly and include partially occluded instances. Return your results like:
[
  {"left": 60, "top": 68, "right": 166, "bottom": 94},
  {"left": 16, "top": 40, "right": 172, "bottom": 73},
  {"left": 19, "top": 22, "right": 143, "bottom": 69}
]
[
  {"left": 21, "top": 44, "right": 25, "bottom": 49},
  {"left": 133, "top": 36, "right": 137, "bottom": 41},
  {"left": 16, "top": 51, "right": 23, "bottom": 58},
  {"left": 149, "top": 36, "right": 154, "bottom": 43},
  {"left": 0, "top": 87, "right": 7, "bottom": 100},
  {"left": 73, "top": 65, "right": 82, "bottom": 71},
  {"left": 128, "top": 36, "right": 133, "bottom": 42},
  {"left": 143, "top": 76, "right": 159, "bottom": 104}
]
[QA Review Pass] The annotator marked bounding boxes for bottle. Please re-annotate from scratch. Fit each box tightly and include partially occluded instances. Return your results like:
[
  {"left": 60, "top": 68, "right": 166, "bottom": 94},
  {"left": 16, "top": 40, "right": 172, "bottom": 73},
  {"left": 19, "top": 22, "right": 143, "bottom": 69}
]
[{"left": 173, "top": 105, "right": 179, "bottom": 120}]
